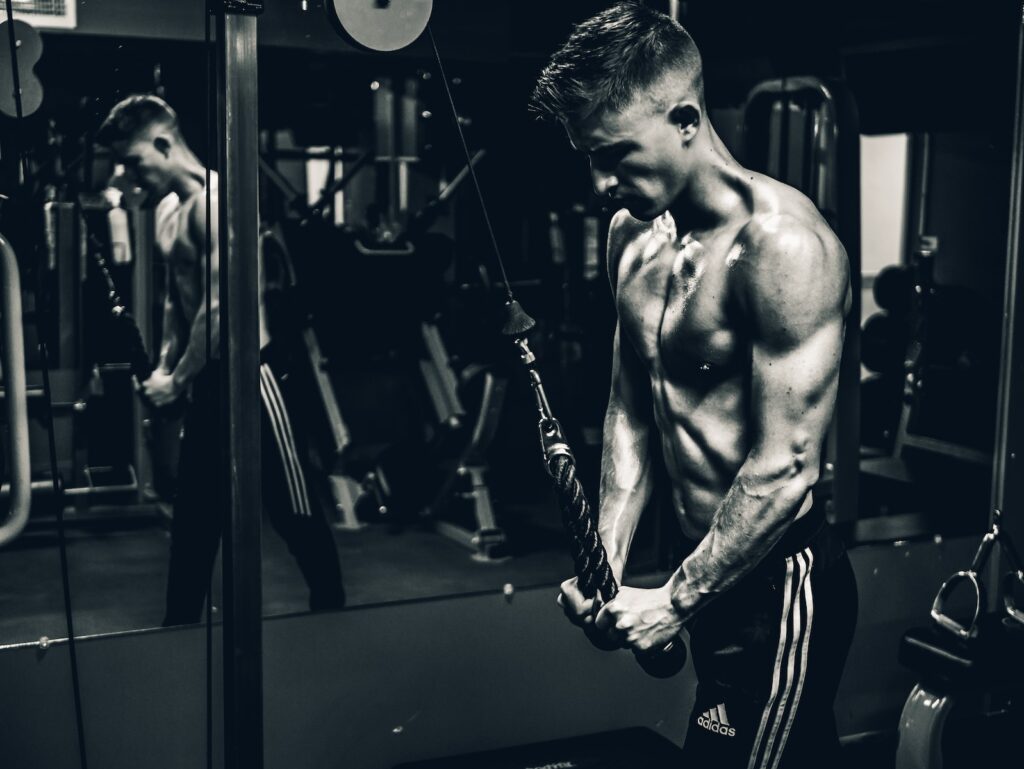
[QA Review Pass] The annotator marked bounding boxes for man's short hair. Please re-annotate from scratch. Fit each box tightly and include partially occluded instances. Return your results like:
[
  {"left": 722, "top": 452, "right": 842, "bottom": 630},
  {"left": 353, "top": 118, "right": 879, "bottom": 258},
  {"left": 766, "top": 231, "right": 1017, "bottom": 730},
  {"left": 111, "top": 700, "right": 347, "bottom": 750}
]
[
  {"left": 529, "top": 1, "right": 704, "bottom": 124},
  {"left": 96, "top": 94, "right": 181, "bottom": 147}
]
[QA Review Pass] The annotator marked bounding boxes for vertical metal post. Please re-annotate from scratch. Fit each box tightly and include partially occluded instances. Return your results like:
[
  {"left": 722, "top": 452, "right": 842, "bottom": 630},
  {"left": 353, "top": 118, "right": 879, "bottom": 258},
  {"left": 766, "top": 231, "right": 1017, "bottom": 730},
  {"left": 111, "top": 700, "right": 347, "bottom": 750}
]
[
  {"left": 831, "top": 84, "right": 862, "bottom": 526},
  {"left": 916, "top": 133, "right": 932, "bottom": 238},
  {"left": 374, "top": 77, "right": 398, "bottom": 235},
  {"left": 130, "top": 207, "right": 155, "bottom": 501},
  {"left": 216, "top": 2, "right": 263, "bottom": 767},
  {"left": 989, "top": 12, "right": 1024, "bottom": 596}
]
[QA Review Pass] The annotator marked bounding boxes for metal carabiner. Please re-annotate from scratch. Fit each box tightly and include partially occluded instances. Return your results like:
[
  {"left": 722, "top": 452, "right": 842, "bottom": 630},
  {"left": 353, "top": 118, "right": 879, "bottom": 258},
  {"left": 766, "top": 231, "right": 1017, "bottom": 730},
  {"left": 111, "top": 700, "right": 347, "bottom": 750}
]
[
  {"left": 538, "top": 416, "right": 573, "bottom": 474},
  {"left": 526, "top": 368, "right": 555, "bottom": 423}
]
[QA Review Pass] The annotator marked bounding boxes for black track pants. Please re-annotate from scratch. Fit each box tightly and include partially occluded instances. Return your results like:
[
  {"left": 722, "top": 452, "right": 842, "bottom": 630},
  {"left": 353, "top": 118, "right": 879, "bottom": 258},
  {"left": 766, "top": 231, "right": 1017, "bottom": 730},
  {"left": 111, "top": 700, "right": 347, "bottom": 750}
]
[
  {"left": 681, "top": 510, "right": 858, "bottom": 769},
  {"left": 162, "top": 356, "right": 344, "bottom": 626}
]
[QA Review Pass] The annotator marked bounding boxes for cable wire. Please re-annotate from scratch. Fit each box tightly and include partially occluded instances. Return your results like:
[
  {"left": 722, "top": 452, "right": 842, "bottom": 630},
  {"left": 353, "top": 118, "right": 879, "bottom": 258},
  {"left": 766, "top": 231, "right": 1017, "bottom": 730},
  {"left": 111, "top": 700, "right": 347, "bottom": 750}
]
[
  {"left": 4, "top": 1, "right": 89, "bottom": 764},
  {"left": 426, "top": 26, "right": 513, "bottom": 302}
]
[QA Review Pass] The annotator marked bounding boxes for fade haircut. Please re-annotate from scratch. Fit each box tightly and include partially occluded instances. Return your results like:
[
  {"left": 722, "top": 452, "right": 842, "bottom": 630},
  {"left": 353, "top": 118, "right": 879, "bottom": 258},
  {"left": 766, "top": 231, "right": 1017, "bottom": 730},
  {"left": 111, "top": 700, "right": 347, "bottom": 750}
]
[
  {"left": 96, "top": 94, "right": 181, "bottom": 147},
  {"left": 529, "top": 1, "right": 704, "bottom": 124}
]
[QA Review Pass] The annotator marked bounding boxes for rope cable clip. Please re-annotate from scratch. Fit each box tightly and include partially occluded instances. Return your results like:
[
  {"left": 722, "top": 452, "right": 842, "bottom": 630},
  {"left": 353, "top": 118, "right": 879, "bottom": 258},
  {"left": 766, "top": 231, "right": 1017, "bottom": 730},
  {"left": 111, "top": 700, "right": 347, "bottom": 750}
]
[
  {"left": 510, "top": 337, "right": 575, "bottom": 471},
  {"left": 539, "top": 417, "right": 574, "bottom": 475}
]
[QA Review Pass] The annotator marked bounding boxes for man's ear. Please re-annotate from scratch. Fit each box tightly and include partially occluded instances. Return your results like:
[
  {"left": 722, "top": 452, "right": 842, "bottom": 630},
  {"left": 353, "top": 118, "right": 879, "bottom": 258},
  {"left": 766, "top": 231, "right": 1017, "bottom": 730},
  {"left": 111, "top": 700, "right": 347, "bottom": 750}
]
[
  {"left": 668, "top": 102, "right": 700, "bottom": 143},
  {"left": 562, "top": 119, "right": 582, "bottom": 152},
  {"left": 153, "top": 134, "right": 172, "bottom": 157}
]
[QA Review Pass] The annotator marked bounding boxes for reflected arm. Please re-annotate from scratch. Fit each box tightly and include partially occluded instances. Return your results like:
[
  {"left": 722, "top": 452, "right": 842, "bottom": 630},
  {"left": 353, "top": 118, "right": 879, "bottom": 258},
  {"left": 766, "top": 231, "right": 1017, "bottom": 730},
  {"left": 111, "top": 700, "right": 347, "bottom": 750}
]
[
  {"left": 157, "top": 263, "right": 182, "bottom": 373},
  {"left": 171, "top": 192, "right": 220, "bottom": 389}
]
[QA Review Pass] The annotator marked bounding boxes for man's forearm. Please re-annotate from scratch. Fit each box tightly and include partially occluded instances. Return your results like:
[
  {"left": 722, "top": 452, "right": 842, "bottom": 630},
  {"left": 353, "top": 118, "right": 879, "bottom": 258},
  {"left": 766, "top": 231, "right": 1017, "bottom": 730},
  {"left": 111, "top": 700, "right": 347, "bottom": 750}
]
[
  {"left": 157, "top": 286, "right": 181, "bottom": 372},
  {"left": 668, "top": 464, "right": 816, "bottom": 616},
  {"left": 171, "top": 303, "right": 220, "bottom": 388},
  {"left": 598, "top": 405, "right": 655, "bottom": 579},
  {"left": 158, "top": 315, "right": 181, "bottom": 373}
]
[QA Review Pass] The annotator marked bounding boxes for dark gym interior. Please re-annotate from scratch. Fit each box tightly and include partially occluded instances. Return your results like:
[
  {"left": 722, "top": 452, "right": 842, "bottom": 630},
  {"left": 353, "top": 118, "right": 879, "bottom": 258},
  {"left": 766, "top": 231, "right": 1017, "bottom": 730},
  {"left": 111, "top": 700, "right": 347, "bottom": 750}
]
[{"left": 1, "top": 1, "right": 1022, "bottom": 768}]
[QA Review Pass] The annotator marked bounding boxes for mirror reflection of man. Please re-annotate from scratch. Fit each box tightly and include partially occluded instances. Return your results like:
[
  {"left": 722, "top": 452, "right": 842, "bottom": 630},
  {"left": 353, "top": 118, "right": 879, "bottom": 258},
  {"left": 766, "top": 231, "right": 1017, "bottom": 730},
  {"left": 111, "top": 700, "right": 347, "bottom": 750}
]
[
  {"left": 98, "top": 95, "right": 345, "bottom": 626},
  {"left": 531, "top": 5, "right": 857, "bottom": 767}
]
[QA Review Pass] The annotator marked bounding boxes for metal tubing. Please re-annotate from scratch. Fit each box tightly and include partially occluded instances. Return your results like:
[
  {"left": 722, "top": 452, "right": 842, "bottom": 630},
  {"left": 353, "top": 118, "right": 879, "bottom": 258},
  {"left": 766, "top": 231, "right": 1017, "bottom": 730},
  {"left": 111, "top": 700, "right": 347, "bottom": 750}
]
[
  {"left": 217, "top": 7, "right": 263, "bottom": 768},
  {"left": 129, "top": 206, "right": 155, "bottom": 501},
  {"left": 896, "top": 684, "right": 953, "bottom": 769},
  {"left": 916, "top": 133, "right": 932, "bottom": 238},
  {"left": 1, "top": 479, "right": 138, "bottom": 497},
  {"left": 0, "top": 233, "right": 31, "bottom": 546},
  {"left": 989, "top": 11, "right": 1024, "bottom": 607}
]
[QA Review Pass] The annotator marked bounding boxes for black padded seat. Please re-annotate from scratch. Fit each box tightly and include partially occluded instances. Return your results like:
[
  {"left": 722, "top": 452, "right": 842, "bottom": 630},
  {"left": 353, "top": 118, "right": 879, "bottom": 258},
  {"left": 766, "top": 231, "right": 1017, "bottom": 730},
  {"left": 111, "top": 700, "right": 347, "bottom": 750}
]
[{"left": 899, "top": 613, "right": 1024, "bottom": 692}]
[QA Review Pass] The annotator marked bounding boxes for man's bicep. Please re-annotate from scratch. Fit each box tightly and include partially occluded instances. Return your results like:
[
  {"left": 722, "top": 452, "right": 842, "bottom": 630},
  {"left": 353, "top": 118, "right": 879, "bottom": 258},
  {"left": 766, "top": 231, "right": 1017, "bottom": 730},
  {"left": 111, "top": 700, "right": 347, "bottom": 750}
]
[
  {"left": 189, "top": 199, "right": 220, "bottom": 299},
  {"left": 740, "top": 220, "right": 848, "bottom": 466},
  {"left": 749, "top": 317, "right": 843, "bottom": 469}
]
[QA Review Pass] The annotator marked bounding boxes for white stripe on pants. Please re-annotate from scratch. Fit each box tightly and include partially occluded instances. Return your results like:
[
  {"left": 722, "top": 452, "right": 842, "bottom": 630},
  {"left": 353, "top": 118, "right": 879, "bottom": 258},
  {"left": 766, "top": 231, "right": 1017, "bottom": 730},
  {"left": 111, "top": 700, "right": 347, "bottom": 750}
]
[{"left": 747, "top": 548, "right": 815, "bottom": 769}]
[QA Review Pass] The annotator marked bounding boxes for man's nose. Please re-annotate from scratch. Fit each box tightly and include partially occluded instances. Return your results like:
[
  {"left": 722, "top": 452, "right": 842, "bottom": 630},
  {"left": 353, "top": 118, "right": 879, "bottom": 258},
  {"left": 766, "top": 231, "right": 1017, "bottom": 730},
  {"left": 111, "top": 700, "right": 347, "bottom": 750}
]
[{"left": 591, "top": 167, "right": 618, "bottom": 197}]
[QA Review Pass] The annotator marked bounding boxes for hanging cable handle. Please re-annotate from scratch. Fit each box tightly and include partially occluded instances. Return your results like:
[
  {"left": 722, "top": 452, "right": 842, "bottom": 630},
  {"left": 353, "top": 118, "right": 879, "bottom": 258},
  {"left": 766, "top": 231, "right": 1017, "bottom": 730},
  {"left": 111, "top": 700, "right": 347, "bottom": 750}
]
[
  {"left": 931, "top": 508, "right": 1024, "bottom": 638},
  {"left": 504, "top": 301, "right": 687, "bottom": 678}
]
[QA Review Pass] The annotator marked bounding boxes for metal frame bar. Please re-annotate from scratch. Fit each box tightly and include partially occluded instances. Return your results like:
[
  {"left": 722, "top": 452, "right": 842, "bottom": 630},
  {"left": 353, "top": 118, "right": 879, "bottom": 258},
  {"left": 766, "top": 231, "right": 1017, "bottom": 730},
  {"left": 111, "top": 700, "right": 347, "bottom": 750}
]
[
  {"left": 988, "top": 12, "right": 1024, "bottom": 605},
  {"left": 129, "top": 206, "right": 156, "bottom": 501},
  {"left": 216, "top": 3, "right": 263, "bottom": 767},
  {"left": 0, "top": 233, "right": 31, "bottom": 546}
]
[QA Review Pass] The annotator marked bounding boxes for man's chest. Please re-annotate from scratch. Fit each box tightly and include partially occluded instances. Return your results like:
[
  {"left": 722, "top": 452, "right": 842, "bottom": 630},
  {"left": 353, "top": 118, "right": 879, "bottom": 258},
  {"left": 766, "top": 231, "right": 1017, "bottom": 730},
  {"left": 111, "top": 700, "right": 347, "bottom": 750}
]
[
  {"left": 156, "top": 202, "right": 200, "bottom": 276},
  {"left": 617, "top": 230, "right": 744, "bottom": 375}
]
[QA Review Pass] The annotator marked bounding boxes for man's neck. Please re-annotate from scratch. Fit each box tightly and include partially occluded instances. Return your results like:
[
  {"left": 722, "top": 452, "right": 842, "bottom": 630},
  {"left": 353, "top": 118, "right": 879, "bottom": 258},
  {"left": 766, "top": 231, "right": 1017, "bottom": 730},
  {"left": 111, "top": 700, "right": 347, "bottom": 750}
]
[
  {"left": 169, "top": 152, "right": 208, "bottom": 201},
  {"left": 667, "top": 131, "right": 748, "bottom": 235}
]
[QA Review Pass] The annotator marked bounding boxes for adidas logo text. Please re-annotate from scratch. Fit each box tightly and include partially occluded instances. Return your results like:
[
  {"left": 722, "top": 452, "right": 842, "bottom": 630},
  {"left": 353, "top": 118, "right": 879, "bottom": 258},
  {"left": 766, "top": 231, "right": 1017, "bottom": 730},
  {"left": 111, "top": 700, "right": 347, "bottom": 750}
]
[{"left": 697, "top": 705, "right": 737, "bottom": 738}]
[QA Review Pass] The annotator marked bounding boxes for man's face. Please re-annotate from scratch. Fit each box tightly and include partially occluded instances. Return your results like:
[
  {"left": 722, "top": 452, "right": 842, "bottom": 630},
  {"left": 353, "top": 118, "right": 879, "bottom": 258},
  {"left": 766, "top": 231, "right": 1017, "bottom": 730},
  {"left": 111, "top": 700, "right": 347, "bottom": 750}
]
[
  {"left": 565, "top": 98, "right": 688, "bottom": 221},
  {"left": 110, "top": 132, "right": 173, "bottom": 201}
]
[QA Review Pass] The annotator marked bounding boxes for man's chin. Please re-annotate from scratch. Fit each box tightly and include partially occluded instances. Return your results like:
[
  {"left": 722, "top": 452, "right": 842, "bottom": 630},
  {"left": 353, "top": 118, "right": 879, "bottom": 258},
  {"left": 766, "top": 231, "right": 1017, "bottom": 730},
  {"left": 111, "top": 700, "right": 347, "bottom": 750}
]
[
  {"left": 621, "top": 199, "right": 661, "bottom": 221},
  {"left": 141, "top": 185, "right": 172, "bottom": 207}
]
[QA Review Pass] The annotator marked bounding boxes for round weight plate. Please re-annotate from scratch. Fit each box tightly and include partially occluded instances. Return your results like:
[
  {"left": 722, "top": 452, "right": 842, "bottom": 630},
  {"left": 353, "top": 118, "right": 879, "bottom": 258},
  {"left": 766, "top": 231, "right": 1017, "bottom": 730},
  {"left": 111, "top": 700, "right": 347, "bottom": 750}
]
[{"left": 327, "top": 0, "right": 433, "bottom": 52}]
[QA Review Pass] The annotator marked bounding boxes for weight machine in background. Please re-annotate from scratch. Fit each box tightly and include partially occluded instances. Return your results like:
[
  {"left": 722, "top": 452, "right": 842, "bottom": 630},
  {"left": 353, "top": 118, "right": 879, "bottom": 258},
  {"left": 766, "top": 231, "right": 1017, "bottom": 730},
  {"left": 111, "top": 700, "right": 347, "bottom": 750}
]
[{"left": 258, "top": 69, "right": 513, "bottom": 561}]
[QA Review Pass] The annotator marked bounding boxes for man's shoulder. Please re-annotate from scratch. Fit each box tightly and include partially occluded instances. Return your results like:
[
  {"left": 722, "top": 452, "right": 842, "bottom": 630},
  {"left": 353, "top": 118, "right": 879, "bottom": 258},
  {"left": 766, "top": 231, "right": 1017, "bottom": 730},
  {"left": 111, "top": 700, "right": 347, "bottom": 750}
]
[
  {"left": 737, "top": 205, "right": 845, "bottom": 281},
  {"left": 155, "top": 192, "right": 182, "bottom": 221},
  {"left": 181, "top": 174, "right": 219, "bottom": 231},
  {"left": 732, "top": 201, "right": 850, "bottom": 327}
]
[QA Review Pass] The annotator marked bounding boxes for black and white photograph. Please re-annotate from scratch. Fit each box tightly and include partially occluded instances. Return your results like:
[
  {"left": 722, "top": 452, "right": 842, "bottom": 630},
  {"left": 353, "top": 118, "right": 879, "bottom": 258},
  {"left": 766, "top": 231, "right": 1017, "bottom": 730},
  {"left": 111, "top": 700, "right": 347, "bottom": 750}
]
[{"left": 0, "top": 1, "right": 1021, "bottom": 767}]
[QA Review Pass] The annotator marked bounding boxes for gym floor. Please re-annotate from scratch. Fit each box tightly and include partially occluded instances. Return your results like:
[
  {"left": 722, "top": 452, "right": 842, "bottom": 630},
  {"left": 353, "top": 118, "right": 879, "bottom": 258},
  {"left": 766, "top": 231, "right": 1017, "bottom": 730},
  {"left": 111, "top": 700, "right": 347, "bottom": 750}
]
[
  {"left": 6, "top": 501, "right": 1003, "bottom": 769},
  {"left": 0, "top": 501, "right": 572, "bottom": 644}
]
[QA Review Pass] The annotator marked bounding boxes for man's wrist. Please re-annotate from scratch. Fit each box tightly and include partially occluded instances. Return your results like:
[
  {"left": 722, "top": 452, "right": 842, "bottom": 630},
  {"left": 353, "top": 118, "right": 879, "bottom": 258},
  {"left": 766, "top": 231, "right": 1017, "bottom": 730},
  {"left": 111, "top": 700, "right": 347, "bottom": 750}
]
[
  {"left": 668, "top": 570, "right": 704, "bottom": 617},
  {"left": 158, "top": 349, "right": 177, "bottom": 374},
  {"left": 604, "top": 551, "right": 627, "bottom": 584},
  {"left": 170, "top": 368, "right": 190, "bottom": 393}
]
